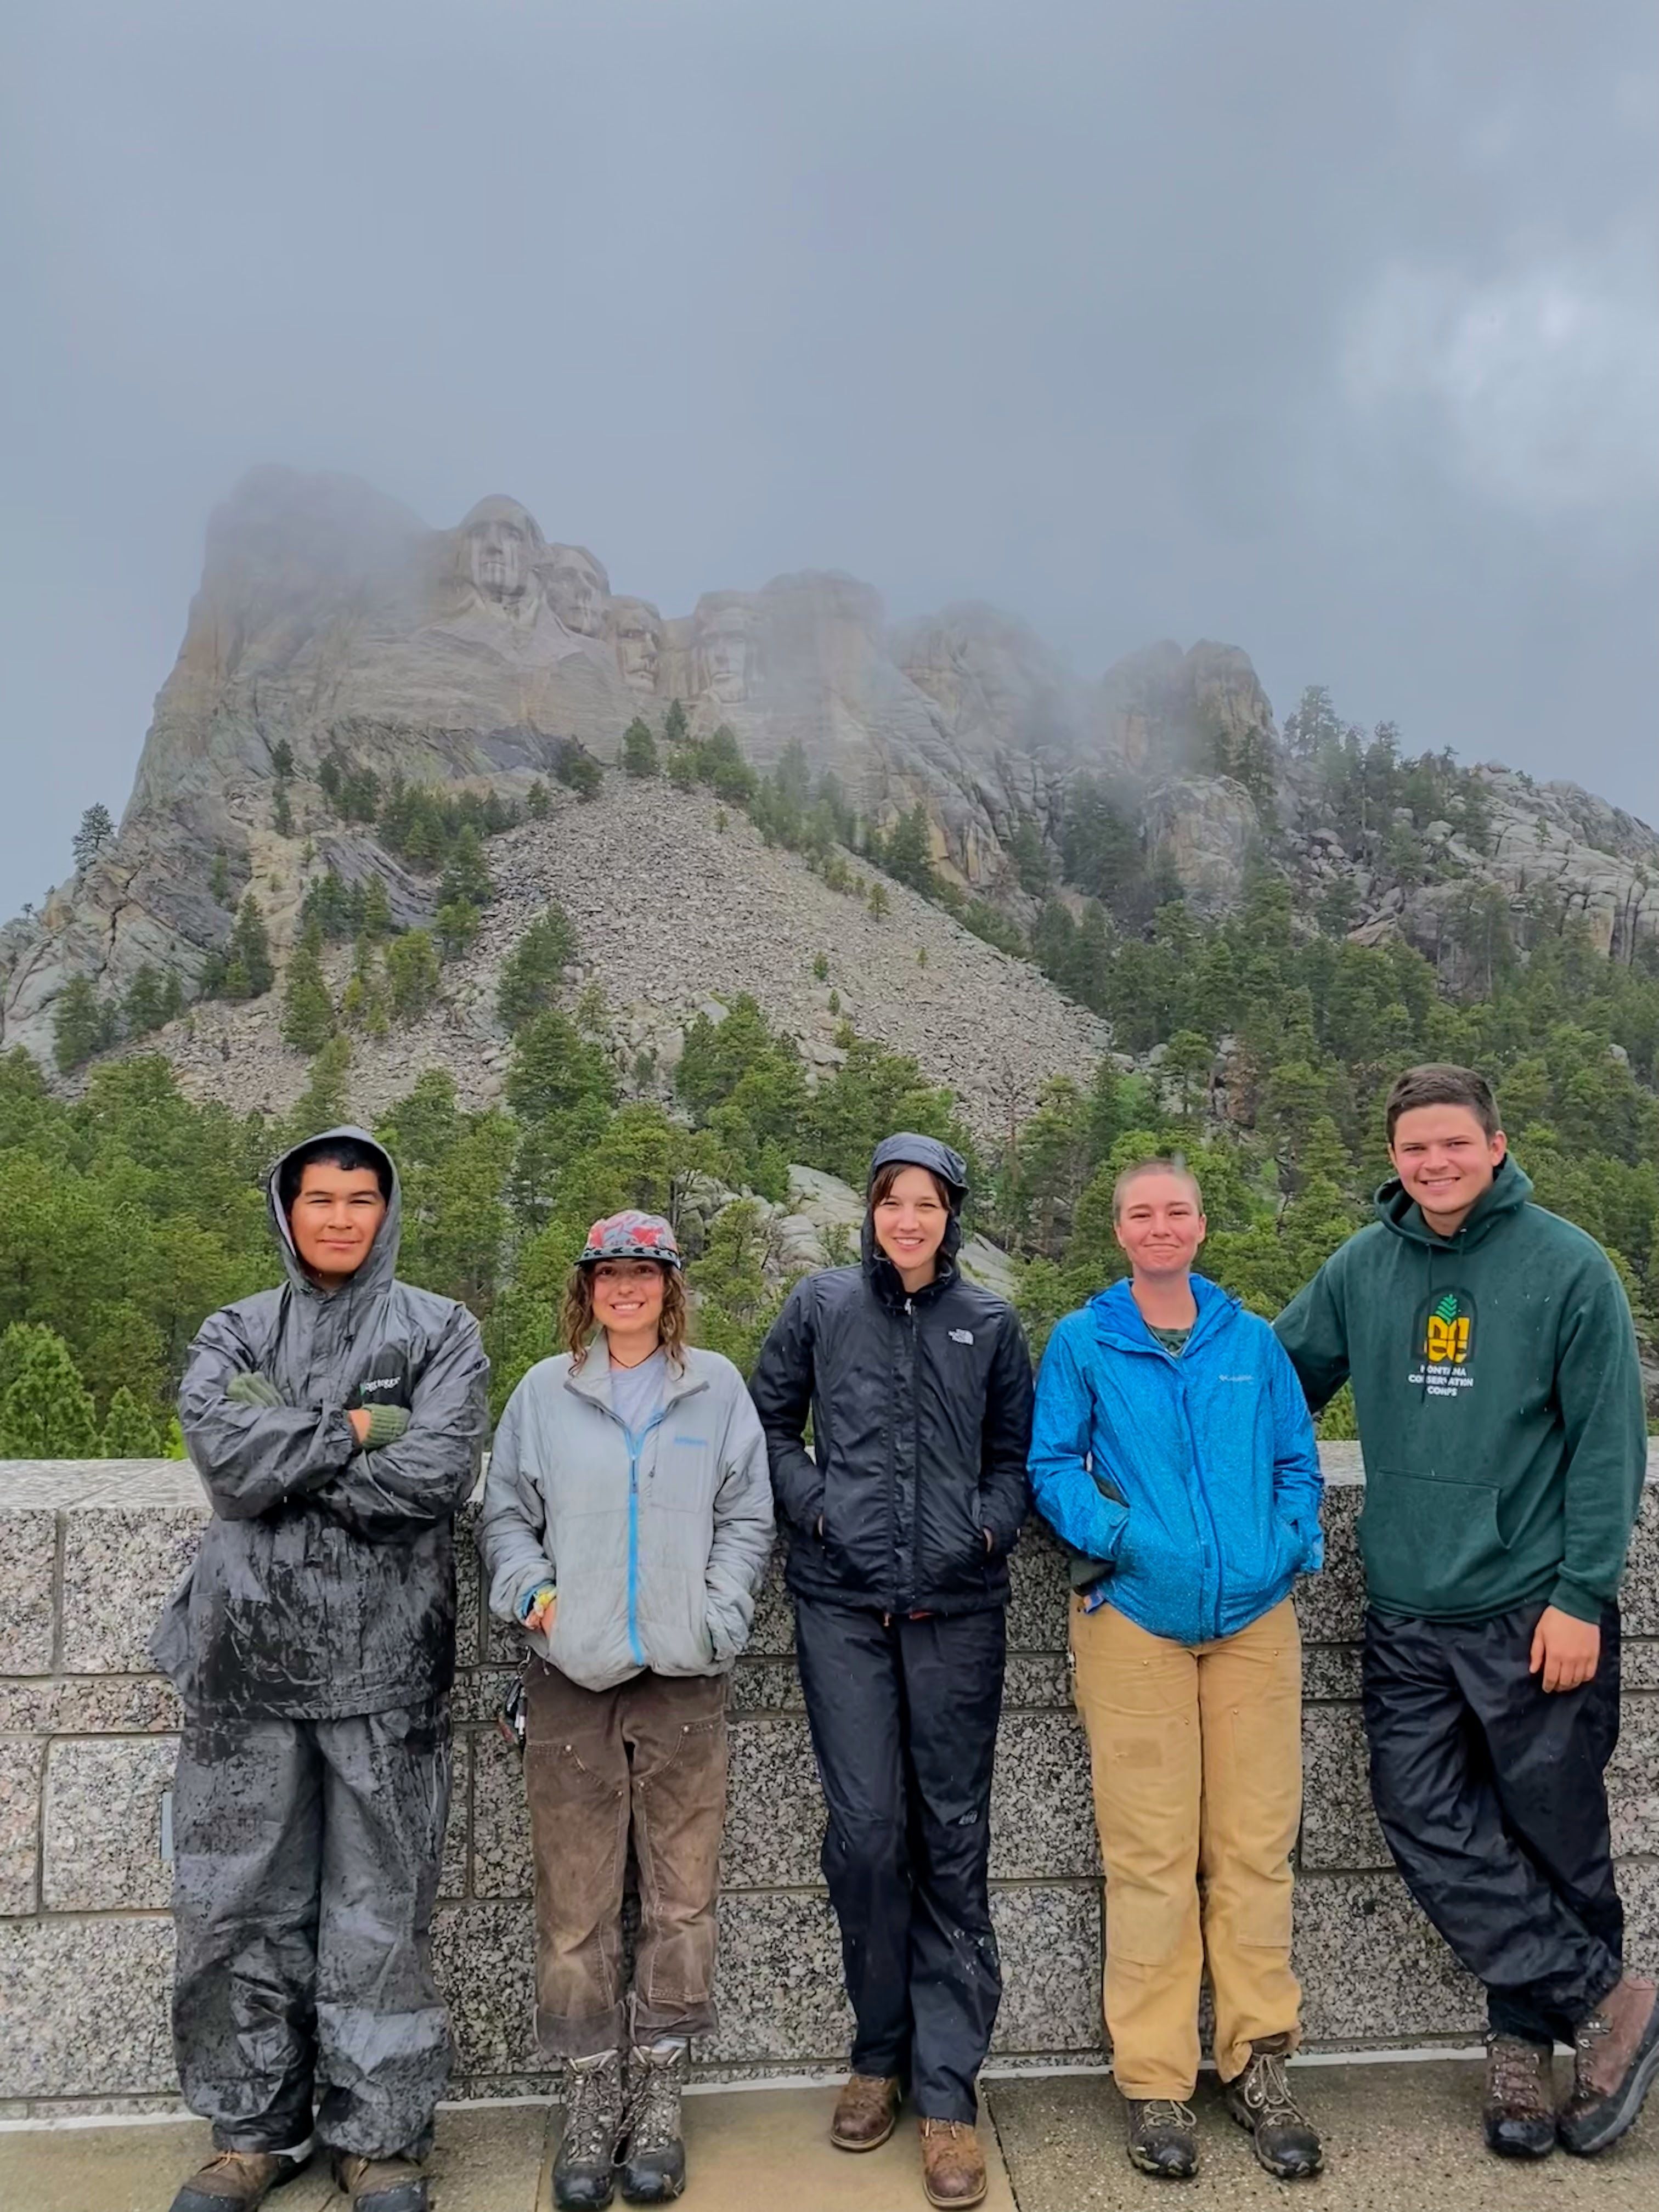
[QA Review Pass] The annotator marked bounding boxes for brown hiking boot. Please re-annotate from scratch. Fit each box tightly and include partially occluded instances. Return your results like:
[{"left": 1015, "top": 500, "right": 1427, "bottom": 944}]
[
  {"left": 1483, "top": 2035, "right": 1556, "bottom": 2158},
  {"left": 1225, "top": 2036, "right": 1323, "bottom": 2179},
  {"left": 831, "top": 2071, "right": 901, "bottom": 2151},
  {"left": 918, "top": 2118, "right": 988, "bottom": 2208},
  {"left": 1125, "top": 2098, "right": 1199, "bottom": 2180},
  {"left": 1560, "top": 1974, "right": 1659, "bottom": 2156},
  {"left": 168, "top": 2146, "right": 312, "bottom": 2211},
  {"left": 331, "top": 2152, "right": 431, "bottom": 2210}
]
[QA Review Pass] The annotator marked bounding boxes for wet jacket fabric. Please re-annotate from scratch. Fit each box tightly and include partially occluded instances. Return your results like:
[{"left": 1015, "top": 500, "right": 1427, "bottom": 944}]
[
  {"left": 1029, "top": 1274, "right": 1324, "bottom": 1647},
  {"left": 1274, "top": 1158, "right": 1647, "bottom": 1625},
  {"left": 749, "top": 1136, "right": 1034, "bottom": 1616},
  {"left": 153, "top": 1127, "right": 490, "bottom": 1720},
  {"left": 478, "top": 1345, "right": 774, "bottom": 1693}
]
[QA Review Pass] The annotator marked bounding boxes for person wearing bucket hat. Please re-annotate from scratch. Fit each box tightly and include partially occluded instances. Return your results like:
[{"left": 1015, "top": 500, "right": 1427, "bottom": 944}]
[
  {"left": 751, "top": 1135, "right": 1034, "bottom": 2210},
  {"left": 478, "top": 1210, "right": 773, "bottom": 2209}
]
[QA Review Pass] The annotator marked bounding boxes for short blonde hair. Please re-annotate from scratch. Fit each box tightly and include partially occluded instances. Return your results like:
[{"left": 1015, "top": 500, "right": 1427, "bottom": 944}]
[{"left": 1111, "top": 1157, "right": 1205, "bottom": 1223}]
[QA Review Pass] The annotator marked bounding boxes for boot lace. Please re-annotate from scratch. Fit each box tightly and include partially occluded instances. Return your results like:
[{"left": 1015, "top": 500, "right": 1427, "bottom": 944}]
[
  {"left": 562, "top": 2052, "right": 623, "bottom": 2167},
  {"left": 1240, "top": 2049, "right": 1307, "bottom": 2126},
  {"left": 625, "top": 2044, "right": 686, "bottom": 2154},
  {"left": 1138, "top": 2099, "right": 1197, "bottom": 2132},
  {"left": 1489, "top": 2038, "right": 1549, "bottom": 2108}
]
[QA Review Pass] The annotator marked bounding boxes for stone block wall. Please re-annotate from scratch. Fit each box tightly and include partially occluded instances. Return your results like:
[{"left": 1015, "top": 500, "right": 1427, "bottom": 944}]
[{"left": 1, "top": 1452, "right": 1655, "bottom": 2115}]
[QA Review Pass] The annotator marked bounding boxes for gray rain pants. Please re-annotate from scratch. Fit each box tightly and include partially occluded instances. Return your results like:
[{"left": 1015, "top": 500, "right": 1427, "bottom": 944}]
[{"left": 171, "top": 1699, "right": 453, "bottom": 2159}]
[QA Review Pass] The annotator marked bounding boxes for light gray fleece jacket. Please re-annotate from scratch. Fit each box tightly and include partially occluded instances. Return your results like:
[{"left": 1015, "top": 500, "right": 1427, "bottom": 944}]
[{"left": 478, "top": 1344, "right": 775, "bottom": 1693}]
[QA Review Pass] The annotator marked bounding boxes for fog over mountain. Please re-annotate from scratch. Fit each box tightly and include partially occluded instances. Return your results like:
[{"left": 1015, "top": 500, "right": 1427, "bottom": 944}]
[{"left": 2, "top": 1, "right": 1655, "bottom": 916}]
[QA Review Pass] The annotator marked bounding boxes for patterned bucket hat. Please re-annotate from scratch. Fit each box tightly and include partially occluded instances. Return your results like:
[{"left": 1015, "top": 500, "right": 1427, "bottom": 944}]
[{"left": 577, "top": 1210, "right": 684, "bottom": 1269}]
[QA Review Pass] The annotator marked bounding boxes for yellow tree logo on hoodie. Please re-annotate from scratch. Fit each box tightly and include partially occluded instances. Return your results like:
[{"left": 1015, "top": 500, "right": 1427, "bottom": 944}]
[{"left": 1409, "top": 1289, "right": 1477, "bottom": 1397}]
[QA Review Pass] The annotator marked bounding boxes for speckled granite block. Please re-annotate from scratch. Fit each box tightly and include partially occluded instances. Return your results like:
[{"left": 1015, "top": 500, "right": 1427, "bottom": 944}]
[
  {"left": 1294, "top": 1872, "right": 1485, "bottom": 2042},
  {"left": 63, "top": 1509, "right": 203, "bottom": 1674},
  {"left": 727, "top": 1656, "right": 804, "bottom": 1712},
  {"left": 1003, "top": 1652, "right": 1071, "bottom": 1709},
  {"left": 1005, "top": 1522, "right": 1071, "bottom": 1654},
  {"left": 1609, "top": 1692, "right": 1659, "bottom": 1855},
  {"left": 0, "top": 1675, "right": 183, "bottom": 1734},
  {"left": 0, "top": 1510, "right": 56, "bottom": 1674},
  {"left": 989, "top": 1881, "right": 1103, "bottom": 2055},
  {"left": 1622, "top": 1487, "right": 1659, "bottom": 1635},
  {"left": 990, "top": 1711, "right": 1099, "bottom": 1881},
  {"left": 1622, "top": 1638, "right": 1659, "bottom": 1690},
  {"left": 452, "top": 1664, "right": 520, "bottom": 1726},
  {"left": 722, "top": 1714, "right": 821, "bottom": 1889},
  {"left": 1301, "top": 1645, "right": 1364, "bottom": 1701},
  {"left": 0, "top": 1738, "right": 43, "bottom": 1915},
  {"left": 747, "top": 1554, "right": 796, "bottom": 1657},
  {"left": 1298, "top": 1706, "right": 1389, "bottom": 1874},
  {"left": 454, "top": 1504, "right": 485, "bottom": 1667},
  {"left": 440, "top": 1731, "right": 471, "bottom": 1903},
  {"left": 707, "top": 1888, "right": 851, "bottom": 2064},
  {"left": 1292, "top": 1486, "right": 1365, "bottom": 1645},
  {"left": 42, "top": 1737, "right": 178, "bottom": 1910},
  {"left": 431, "top": 1900, "right": 539, "bottom": 2075},
  {"left": 0, "top": 1915, "right": 176, "bottom": 2095},
  {"left": 470, "top": 1726, "right": 533, "bottom": 1900}
]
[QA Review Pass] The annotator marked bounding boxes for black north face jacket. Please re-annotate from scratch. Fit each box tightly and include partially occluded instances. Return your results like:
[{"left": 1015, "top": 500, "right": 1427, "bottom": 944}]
[
  {"left": 152, "top": 1127, "right": 490, "bottom": 1719},
  {"left": 750, "top": 1135, "right": 1034, "bottom": 1615}
]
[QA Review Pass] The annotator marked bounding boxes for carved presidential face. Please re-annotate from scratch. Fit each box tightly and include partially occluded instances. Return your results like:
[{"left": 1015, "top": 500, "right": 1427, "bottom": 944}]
[
  {"left": 695, "top": 597, "right": 760, "bottom": 703},
  {"left": 611, "top": 597, "right": 664, "bottom": 690},
  {"left": 543, "top": 545, "right": 610, "bottom": 637},
  {"left": 456, "top": 496, "right": 545, "bottom": 609}
]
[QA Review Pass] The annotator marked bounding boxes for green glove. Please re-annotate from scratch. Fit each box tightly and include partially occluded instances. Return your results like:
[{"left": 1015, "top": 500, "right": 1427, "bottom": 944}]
[
  {"left": 359, "top": 1403, "right": 411, "bottom": 1451},
  {"left": 226, "top": 1372, "right": 284, "bottom": 1409}
]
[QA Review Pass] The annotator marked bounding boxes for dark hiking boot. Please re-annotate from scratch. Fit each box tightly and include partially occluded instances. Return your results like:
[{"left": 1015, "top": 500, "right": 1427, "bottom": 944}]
[
  {"left": 1226, "top": 2035, "right": 1323, "bottom": 2179},
  {"left": 918, "top": 2118, "right": 988, "bottom": 2208},
  {"left": 1482, "top": 2035, "right": 1556, "bottom": 2158},
  {"left": 331, "top": 2153, "right": 430, "bottom": 2210},
  {"left": 1560, "top": 1974, "right": 1659, "bottom": 2156},
  {"left": 554, "top": 2049, "right": 625, "bottom": 2209},
  {"left": 1125, "top": 2098, "right": 1199, "bottom": 2179},
  {"left": 617, "top": 2040, "right": 689, "bottom": 2203},
  {"left": 169, "top": 2145, "right": 313, "bottom": 2210},
  {"left": 831, "top": 2072, "right": 901, "bottom": 2151}
]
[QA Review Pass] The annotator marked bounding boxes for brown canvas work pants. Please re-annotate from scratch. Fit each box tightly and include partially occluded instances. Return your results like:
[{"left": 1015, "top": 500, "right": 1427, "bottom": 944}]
[
  {"left": 524, "top": 1660, "right": 729, "bottom": 2058},
  {"left": 1071, "top": 1594, "right": 1304, "bottom": 2100}
]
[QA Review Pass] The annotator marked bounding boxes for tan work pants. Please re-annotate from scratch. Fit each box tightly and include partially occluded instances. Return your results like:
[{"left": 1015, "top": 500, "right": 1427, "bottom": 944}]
[{"left": 1071, "top": 1594, "right": 1303, "bottom": 2098}]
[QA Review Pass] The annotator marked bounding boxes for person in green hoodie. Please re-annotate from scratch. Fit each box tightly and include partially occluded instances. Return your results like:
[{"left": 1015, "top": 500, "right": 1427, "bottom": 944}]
[{"left": 1276, "top": 1064, "right": 1654, "bottom": 2164}]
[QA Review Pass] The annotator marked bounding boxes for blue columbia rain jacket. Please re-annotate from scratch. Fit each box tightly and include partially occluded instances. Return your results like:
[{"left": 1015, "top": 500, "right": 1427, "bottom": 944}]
[{"left": 1029, "top": 1273, "right": 1323, "bottom": 1646}]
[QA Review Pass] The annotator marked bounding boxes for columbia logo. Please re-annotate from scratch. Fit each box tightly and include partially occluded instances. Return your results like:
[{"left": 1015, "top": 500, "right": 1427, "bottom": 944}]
[
  {"left": 1218, "top": 1373, "right": 1254, "bottom": 1383},
  {"left": 949, "top": 1329, "right": 975, "bottom": 1345}
]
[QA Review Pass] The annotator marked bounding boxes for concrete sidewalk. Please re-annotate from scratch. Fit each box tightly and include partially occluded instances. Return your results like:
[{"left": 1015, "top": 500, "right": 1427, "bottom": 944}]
[{"left": 0, "top": 2064, "right": 1653, "bottom": 2212}]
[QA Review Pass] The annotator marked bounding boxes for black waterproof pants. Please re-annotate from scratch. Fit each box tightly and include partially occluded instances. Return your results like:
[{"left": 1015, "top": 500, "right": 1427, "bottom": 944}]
[
  {"left": 794, "top": 1599, "right": 1005, "bottom": 2122},
  {"left": 171, "top": 1699, "right": 453, "bottom": 2158},
  {"left": 1362, "top": 1602, "right": 1623, "bottom": 2047}
]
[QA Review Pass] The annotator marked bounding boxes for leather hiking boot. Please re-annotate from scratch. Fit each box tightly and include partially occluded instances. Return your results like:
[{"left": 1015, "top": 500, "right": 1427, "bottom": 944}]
[
  {"left": 617, "top": 2040, "right": 688, "bottom": 2204},
  {"left": 331, "top": 2153, "right": 429, "bottom": 2210},
  {"left": 1560, "top": 1974, "right": 1659, "bottom": 2157},
  {"left": 555, "top": 2049, "right": 626, "bottom": 2210},
  {"left": 1125, "top": 2098, "right": 1199, "bottom": 2180},
  {"left": 1482, "top": 2035, "right": 1556, "bottom": 2158},
  {"left": 169, "top": 2145, "right": 313, "bottom": 2211},
  {"left": 918, "top": 2118, "right": 988, "bottom": 2209},
  {"left": 831, "top": 2071, "right": 901, "bottom": 2151},
  {"left": 1225, "top": 2036, "right": 1323, "bottom": 2180}
]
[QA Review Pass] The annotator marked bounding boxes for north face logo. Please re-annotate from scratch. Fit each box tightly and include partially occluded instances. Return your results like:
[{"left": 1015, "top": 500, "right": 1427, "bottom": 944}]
[{"left": 949, "top": 1329, "right": 975, "bottom": 1345}]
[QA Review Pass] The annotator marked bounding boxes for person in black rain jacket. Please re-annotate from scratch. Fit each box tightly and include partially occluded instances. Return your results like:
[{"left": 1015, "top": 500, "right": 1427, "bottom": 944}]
[{"left": 749, "top": 1133, "right": 1033, "bottom": 2211}]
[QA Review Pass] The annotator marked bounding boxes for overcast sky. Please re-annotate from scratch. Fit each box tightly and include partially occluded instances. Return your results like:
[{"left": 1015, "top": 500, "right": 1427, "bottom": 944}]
[{"left": 2, "top": 1, "right": 1655, "bottom": 912}]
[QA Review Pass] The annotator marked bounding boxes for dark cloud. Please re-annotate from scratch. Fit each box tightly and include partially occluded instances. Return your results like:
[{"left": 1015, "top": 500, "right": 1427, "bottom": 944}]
[{"left": 2, "top": 0, "right": 1655, "bottom": 907}]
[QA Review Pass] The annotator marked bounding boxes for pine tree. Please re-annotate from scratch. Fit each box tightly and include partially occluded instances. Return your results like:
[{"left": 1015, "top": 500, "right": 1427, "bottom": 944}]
[
  {"left": 284, "top": 1034, "right": 353, "bottom": 1145},
  {"left": 662, "top": 699, "right": 690, "bottom": 749},
  {"left": 439, "top": 826, "right": 493, "bottom": 910},
  {"left": 225, "top": 895, "right": 274, "bottom": 999},
  {"left": 53, "top": 975, "right": 115, "bottom": 1072},
  {"left": 433, "top": 899, "right": 481, "bottom": 961},
  {"left": 622, "top": 718, "right": 659, "bottom": 778},
  {"left": 526, "top": 779, "right": 551, "bottom": 819},
  {"left": 497, "top": 906, "right": 578, "bottom": 1033},
  {"left": 867, "top": 882, "right": 890, "bottom": 921},
  {"left": 101, "top": 1386, "right": 163, "bottom": 1458},
  {"left": 386, "top": 930, "right": 440, "bottom": 1024},
  {"left": 0, "top": 1329, "right": 101, "bottom": 1457},
  {"left": 882, "top": 805, "right": 935, "bottom": 896},
  {"left": 272, "top": 783, "right": 295, "bottom": 837},
  {"left": 281, "top": 922, "right": 335, "bottom": 1052},
  {"left": 268, "top": 738, "right": 296, "bottom": 780},
  {"left": 359, "top": 874, "right": 393, "bottom": 941},
  {"left": 210, "top": 850, "right": 232, "bottom": 905},
  {"left": 72, "top": 803, "right": 115, "bottom": 874}
]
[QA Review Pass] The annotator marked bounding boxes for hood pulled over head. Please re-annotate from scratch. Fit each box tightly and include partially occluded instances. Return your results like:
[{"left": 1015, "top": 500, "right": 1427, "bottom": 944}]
[
  {"left": 267, "top": 1124, "right": 402, "bottom": 1297},
  {"left": 862, "top": 1131, "right": 967, "bottom": 1281}
]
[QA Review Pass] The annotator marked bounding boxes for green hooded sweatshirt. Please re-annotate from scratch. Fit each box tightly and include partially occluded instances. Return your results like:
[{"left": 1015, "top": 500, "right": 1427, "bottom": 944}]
[{"left": 1274, "top": 1158, "right": 1647, "bottom": 1626}]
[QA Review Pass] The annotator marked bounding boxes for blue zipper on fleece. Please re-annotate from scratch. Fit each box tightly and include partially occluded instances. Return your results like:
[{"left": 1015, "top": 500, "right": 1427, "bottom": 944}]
[{"left": 625, "top": 1409, "right": 668, "bottom": 1669}]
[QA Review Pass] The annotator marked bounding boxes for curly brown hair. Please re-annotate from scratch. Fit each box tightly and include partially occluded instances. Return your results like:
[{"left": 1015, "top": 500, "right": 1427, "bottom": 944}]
[{"left": 561, "top": 1260, "right": 690, "bottom": 1373}]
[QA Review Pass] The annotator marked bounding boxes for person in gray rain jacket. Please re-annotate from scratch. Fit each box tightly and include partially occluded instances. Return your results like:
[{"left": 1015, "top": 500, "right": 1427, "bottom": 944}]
[
  {"left": 153, "top": 1127, "right": 489, "bottom": 2212},
  {"left": 477, "top": 1210, "right": 773, "bottom": 2212}
]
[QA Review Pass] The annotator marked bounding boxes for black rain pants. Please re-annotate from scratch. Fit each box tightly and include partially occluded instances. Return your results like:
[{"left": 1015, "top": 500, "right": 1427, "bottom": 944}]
[
  {"left": 794, "top": 1598, "right": 1005, "bottom": 2122},
  {"left": 171, "top": 1698, "right": 453, "bottom": 2159},
  {"left": 1362, "top": 1601, "right": 1623, "bottom": 2048}
]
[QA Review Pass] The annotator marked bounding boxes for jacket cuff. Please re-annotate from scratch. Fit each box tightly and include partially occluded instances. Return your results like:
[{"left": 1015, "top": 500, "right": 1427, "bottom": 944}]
[
  {"left": 361, "top": 1403, "right": 411, "bottom": 1451},
  {"left": 1547, "top": 1575, "right": 1607, "bottom": 1627}
]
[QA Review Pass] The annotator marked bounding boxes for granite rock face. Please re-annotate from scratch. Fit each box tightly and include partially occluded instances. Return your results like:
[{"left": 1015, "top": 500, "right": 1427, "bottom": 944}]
[{"left": 2, "top": 1457, "right": 1656, "bottom": 2113}]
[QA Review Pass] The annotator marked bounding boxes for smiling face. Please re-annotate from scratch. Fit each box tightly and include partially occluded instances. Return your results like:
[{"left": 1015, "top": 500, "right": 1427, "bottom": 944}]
[
  {"left": 1113, "top": 1169, "right": 1206, "bottom": 1282},
  {"left": 590, "top": 1257, "right": 667, "bottom": 1345},
  {"left": 1390, "top": 1103, "right": 1507, "bottom": 1234},
  {"left": 288, "top": 1161, "right": 388, "bottom": 1288},
  {"left": 872, "top": 1165, "right": 951, "bottom": 1288}
]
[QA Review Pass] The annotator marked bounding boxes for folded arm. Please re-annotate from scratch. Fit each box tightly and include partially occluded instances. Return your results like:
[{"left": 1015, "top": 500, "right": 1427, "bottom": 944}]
[
  {"left": 179, "top": 1310, "right": 357, "bottom": 1520},
  {"left": 307, "top": 1308, "right": 490, "bottom": 1540}
]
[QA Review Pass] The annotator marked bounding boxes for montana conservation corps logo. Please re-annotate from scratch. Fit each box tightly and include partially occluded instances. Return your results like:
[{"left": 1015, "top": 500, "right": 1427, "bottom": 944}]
[{"left": 1408, "top": 1288, "right": 1477, "bottom": 1398}]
